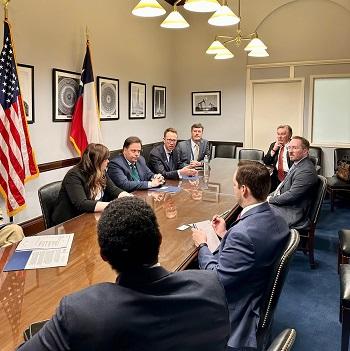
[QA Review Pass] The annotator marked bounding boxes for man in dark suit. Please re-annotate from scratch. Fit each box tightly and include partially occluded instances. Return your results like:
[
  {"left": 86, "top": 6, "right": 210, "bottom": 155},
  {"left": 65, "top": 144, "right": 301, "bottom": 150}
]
[
  {"left": 192, "top": 161, "right": 289, "bottom": 350},
  {"left": 177, "top": 123, "right": 211, "bottom": 168},
  {"left": 268, "top": 136, "right": 318, "bottom": 228},
  {"left": 149, "top": 127, "right": 198, "bottom": 179},
  {"left": 17, "top": 197, "right": 230, "bottom": 351},
  {"left": 263, "top": 125, "right": 293, "bottom": 191},
  {"left": 108, "top": 136, "right": 165, "bottom": 192}
]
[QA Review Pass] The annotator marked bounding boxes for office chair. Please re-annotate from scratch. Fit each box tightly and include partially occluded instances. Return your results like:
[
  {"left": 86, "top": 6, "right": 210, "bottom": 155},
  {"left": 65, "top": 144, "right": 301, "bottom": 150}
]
[
  {"left": 214, "top": 143, "right": 236, "bottom": 159},
  {"left": 238, "top": 148, "right": 264, "bottom": 161},
  {"left": 256, "top": 229, "right": 300, "bottom": 351},
  {"left": 38, "top": 181, "right": 62, "bottom": 229}
]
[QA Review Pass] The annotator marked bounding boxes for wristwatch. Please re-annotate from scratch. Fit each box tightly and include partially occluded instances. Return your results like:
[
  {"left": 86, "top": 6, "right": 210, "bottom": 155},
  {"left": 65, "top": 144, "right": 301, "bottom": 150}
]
[{"left": 198, "top": 243, "right": 208, "bottom": 249}]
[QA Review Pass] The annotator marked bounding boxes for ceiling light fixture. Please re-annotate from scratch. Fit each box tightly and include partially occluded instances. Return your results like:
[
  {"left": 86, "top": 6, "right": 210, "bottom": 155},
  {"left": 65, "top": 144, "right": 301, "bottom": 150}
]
[
  {"left": 161, "top": 1, "right": 190, "bottom": 29},
  {"left": 132, "top": 0, "right": 166, "bottom": 17},
  {"left": 208, "top": 0, "right": 240, "bottom": 27},
  {"left": 206, "top": 0, "right": 268, "bottom": 60},
  {"left": 184, "top": 0, "right": 221, "bottom": 13}
]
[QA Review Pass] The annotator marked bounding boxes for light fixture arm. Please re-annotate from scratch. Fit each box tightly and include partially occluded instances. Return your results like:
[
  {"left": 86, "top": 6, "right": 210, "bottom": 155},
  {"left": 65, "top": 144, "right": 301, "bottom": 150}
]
[{"left": 173, "top": 0, "right": 182, "bottom": 10}]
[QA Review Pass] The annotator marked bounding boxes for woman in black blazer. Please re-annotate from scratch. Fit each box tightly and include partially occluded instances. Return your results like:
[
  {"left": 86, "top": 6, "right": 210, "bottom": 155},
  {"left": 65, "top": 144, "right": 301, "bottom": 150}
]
[{"left": 52, "top": 143, "right": 130, "bottom": 225}]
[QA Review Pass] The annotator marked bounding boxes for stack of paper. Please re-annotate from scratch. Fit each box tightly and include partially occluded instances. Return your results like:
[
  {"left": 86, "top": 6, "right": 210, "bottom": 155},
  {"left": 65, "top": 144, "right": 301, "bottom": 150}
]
[{"left": 4, "top": 234, "right": 74, "bottom": 272}]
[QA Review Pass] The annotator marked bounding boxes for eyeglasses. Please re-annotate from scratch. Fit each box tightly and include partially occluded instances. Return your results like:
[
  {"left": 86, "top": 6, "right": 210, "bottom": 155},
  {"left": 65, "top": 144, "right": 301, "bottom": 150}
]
[
  {"left": 287, "top": 146, "right": 303, "bottom": 151},
  {"left": 165, "top": 139, "right": 177, "bottom": 143}
]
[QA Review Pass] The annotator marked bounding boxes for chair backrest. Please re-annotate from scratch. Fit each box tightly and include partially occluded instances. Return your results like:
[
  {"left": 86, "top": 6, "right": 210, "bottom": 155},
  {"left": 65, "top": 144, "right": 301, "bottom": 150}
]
[
  {"left": 238, "top": 148, "right": 264, "bottom": 161},
  {"left": 308, "top": 175, "right": 327, "bottom": 226},
  {"left": 38, "top": 181, "right": 62, "bottom": 229},
  {"left": 334, "top": 148, "right": 350, "bottom": 172},
  {"left": 214, "top": 144, "right": 236, "bottom": 159},
  {"left": 266, "top": 329, "right": 296, "bottom": 351},
  {"left": 256, "top": 229, "right": 300, "bottom": 351},
  {"left": 142, "top": 143, "right": 160, "bottom": 165}
]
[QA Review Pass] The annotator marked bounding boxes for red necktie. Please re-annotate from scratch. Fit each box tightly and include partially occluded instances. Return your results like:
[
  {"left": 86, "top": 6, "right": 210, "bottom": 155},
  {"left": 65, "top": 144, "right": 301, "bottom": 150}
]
[{"left": 277, "top": 146, "right": 285, "bottom": 182}]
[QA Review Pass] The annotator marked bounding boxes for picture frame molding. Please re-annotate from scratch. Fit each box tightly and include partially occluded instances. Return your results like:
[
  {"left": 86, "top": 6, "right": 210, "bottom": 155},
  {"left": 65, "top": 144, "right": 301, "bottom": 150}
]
[
  {"left": 129, "top": 81, "right": 146, "bottom": 120},
  {"left": 152, "top": 85, "right": 166, "bottom": 119},
  {"left": 17, "top": 63, "right": 35, "bottom": 124},
  {"left": 97, "top": 75, "right": 120, "bottom": 121},
  {"left": 192, "top": 90, "right": 221, "bottom": 116},
  {"left": 52, "top": 68, "right": 80, "bottom": 122}
]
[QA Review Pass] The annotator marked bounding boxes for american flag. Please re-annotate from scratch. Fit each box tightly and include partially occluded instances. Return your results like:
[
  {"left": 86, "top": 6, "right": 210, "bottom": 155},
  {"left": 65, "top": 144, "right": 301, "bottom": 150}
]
[{"left": 0, "top": 21, "right": 38, "bottom": 216}]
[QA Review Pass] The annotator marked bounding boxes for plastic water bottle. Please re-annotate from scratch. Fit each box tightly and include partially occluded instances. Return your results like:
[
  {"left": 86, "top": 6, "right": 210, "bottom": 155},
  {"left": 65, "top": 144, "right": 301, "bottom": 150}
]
[{"left": 203, "top": 154, "right": 209, "bottom": 179}]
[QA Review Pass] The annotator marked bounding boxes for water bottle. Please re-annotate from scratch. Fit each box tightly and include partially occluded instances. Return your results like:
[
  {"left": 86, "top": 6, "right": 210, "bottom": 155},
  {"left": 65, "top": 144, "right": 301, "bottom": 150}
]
[{"left": 203, "top": 154, "right": 209, "bottom": 179}]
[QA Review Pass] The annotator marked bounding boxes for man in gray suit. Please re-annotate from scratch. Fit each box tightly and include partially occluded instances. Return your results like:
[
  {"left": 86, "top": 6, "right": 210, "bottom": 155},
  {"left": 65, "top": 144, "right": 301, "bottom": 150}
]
[
  {"left": 268, "top": 136, "right": 318, "bottom": 228},
  {"left": 192, "top": 161, "right": 289, "bottom": 350},
  {"left": 17, "top": 197, "right": 230, "bottom": 351},
  {"left": 177, "top": 123, "right": 211, "bottom": 168}
]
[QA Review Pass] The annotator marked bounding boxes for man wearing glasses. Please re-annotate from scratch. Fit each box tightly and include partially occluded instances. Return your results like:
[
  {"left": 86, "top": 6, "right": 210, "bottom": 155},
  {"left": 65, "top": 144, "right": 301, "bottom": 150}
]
[
  {"left": 149, "top": 128, "right": 198, "bottom": 179},
  {"left": 268, "top": 136, "right": 318, "bottom": 228}
]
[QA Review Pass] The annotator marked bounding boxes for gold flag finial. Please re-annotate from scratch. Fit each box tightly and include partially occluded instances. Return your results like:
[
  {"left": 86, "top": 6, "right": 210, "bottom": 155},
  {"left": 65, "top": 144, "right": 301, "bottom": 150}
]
[
  {"left": 85, "top": 26, "right": 89, "bottom": 45},
  {"left": 3, "top": 0, "right": 10, "bottom": 20}
]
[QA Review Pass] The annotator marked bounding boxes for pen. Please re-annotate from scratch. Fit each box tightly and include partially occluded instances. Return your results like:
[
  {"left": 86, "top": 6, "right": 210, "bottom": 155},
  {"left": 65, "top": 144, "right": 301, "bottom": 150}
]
[{"left": 219, "top": 209, "right": 231, "bottom": 218}]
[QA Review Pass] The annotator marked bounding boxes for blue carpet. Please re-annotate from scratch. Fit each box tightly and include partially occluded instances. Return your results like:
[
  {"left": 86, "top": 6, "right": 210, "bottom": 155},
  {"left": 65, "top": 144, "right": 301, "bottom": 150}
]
[{"left": 272, "top": 198, "right": 350, "bottom": 350}]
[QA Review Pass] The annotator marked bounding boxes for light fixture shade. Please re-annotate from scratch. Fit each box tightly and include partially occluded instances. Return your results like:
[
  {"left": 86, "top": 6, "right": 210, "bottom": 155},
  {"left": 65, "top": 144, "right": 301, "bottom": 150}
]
[
  {"left": 214, "top": 48, "right": 234, "bottom": 59},
  {"left": 184, "top": 0, "right": 221, "bottom": 13},
  {"left": 208, "top": 5, "right": 240, "bottom": 26},
  {"left": 161, "top": 10, "right": 190, "bottom": 29},
  {"left": 132, "top": 0, "right": 166, "bottom": 17},
  {"left": 248, "top": 49, "right": 269, "bottom": 57},
  {"left": 206, "top": 40, "right": 227, "bottom": 54},
  {"left": 244, "top": 38, "right": 267, "bottom": 51}
]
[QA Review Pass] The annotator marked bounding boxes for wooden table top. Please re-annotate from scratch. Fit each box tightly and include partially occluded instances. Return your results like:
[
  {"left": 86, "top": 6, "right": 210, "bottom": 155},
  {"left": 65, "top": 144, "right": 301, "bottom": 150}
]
[{"left": 0, "top": 158, "right": 238, "bottom": 351}]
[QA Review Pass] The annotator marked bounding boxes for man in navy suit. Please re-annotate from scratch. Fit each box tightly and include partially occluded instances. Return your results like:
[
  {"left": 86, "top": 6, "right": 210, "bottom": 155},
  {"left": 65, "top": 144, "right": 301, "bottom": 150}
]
[
  {"left": 177, "top": 123, "right": 211, "bottom": 168},
  {"left": 192, "top": 161, "right": 289, "bottom": 350},
  {"left": 108, "top": 136, "right": 165, "bottom": 192},
  {"left": 263, "top": 124, "right": 293, "bottom": 191},
  {"left": 268, "top": 136, "right": 318, "bottom": 228},
  {"left": 149, "top": 127, "right": 198, "bottom": 179},
  {"left": 18, "top": 197, "right": 230, "bottom": 351}
]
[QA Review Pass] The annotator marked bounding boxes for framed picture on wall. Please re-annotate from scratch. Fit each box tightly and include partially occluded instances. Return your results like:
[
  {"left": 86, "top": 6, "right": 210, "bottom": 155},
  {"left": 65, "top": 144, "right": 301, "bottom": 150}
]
[
  {"left": 52, "top": 68, "right": 80, "bottom": 122},
  {"left": 129, "top": 81, "right": 146, "bottom": 119},
  {"left": 192, "top": 91, "right": 221, "bottom": 116},
  {"left": 18, "top": 64, "right": 35, "bottom": 124},
  {"left": 97, "top": 76, "right": 119, "bottom": 120},
  {"left": 152, "top": 85, "right": 166, "bottom": 119}
]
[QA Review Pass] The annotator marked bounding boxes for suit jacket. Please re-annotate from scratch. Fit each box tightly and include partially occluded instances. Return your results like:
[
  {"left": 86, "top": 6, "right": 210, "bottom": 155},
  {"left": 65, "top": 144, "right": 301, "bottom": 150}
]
[
  {"left": 51, "top": 166, "right": 123, "bottom": 226},
  {"left": 263, "top": 142, "right": 293, "bottom": 191},
  {"left": 149, "top": 144, "right": 182, "bottom": 179},
  {"left": 108, "top": 154, "right": 154, "bottom": 192},
  {"left": 177, "top": 139, "right": 211, "bottom": 167},
  {"left": 198, "top": 202, "right": 289, "bottom": 349},
  {"left": 269, "top": 157, "right": 318, "bottom": 228},
  {"left": 17, "top": 267, "right": 230, "bottom": 351}
]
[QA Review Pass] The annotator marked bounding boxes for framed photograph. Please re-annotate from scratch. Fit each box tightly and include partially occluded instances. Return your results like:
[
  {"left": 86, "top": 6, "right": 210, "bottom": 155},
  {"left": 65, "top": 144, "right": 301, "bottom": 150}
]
[
  {"left": 97, "top": 76, "right": 119, "bottom": 121},
  {"left": 129, "top": 81, "right": 146, "bottom": 119},
  {"left": 192, "top": 91, "right": 221, "bottom": 115},
  {"left": 17, "top": 64, "right": 34, "bottom": 124},
  {"left": 152, "top": 85, "right": 166, "bottom": 119},
  {"left": 52, "top": 68, "right": 80, "bottom": 122}
]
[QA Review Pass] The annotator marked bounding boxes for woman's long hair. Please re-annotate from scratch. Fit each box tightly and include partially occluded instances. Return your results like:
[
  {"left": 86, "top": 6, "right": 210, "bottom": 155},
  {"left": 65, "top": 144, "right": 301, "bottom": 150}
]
[{"left": 78, "top": 143, "right": 110, "bottom": 199}]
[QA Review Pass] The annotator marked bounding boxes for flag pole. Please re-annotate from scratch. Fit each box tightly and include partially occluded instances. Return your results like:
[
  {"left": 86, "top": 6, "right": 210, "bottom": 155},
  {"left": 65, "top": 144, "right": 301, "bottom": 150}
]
[{"left": 3, "top": 0, "right": 10, "bottom": 20}]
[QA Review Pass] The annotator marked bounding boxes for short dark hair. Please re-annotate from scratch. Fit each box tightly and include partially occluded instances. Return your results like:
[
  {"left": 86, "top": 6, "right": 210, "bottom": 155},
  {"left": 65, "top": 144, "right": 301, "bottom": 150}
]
[
  {"left": 277, "top": 125, "right": 293, "bottom": 138},
  {"left": 191, "top": 123, "right": 204, "bottom": 131},
  {"left": 123, "top": 136, "right": 142, "bottom": 149},
  {"left": 236, "top": 160, "right": 271, "bottom": 201},
  {"left": 98, "top": 197, "right": 162, "bottom": 272},
  {"left": 164, "top": 127, "right": 177, "bottom": 137},
  {"left": 292, "top": 136, "right": 310, "bottom": 150}
]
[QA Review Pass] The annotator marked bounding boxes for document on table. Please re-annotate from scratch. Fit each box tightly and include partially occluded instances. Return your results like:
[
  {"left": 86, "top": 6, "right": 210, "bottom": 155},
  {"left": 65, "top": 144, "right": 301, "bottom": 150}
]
[
  {"left": 192, "top": 220, "right": 220, "bottom": 253},
  {"left": 4, "top": 234, "right": 74, "bottom": 271}
]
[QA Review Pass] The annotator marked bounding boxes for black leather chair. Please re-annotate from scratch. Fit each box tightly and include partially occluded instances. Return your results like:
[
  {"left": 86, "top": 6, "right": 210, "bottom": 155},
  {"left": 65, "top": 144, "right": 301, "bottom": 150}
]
[
  {"left": 267, "top": 329, "right": 296, "bottom": 351},
  {"left": 338, "top": 229, "right": 350, "bottom": 273},
  {"left": 214, "top": 143, "right": 236, "bottom": 159},
  {"left": 340, "top": 264, "right": 350, "bottom": 351},
  {"left": 309, "top": 146, "right": 322, "bottom": 174},
  {"left": 327, "top": 148, "right": 350, "bottom": 211},
  {"left": 293, "top": 175, "right": 327, "bottom": 269},
  {"left": 38, "top": 181, "right": 62, "bottom": 229},
  {"left": 238, "top": 148, "right": 264, "bottom": 161},
  {"left": 257, "top": 229, "right": 300, "bottom": 351}
]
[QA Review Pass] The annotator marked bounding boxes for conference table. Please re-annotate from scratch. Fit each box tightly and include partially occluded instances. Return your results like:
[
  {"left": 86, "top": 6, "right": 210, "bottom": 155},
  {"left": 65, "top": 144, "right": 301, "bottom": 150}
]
[{"left": 0, "top": 158, "right": 238, "bottom": 351}]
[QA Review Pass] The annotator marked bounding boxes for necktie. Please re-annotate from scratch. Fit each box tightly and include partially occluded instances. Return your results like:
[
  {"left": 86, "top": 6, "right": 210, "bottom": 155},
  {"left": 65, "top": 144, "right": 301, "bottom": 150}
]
[
  {"left": 277, "top": 146, "right": 285, "bottom": 182},
  {"left": 130, "top": 164, "right": 140, "bottom": 181},
  {"left": 193, "top": 144, "right": 199, "bottom": 161},
  {"left": 168, "top": 152, "right": 174, "bottom": 169}
]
